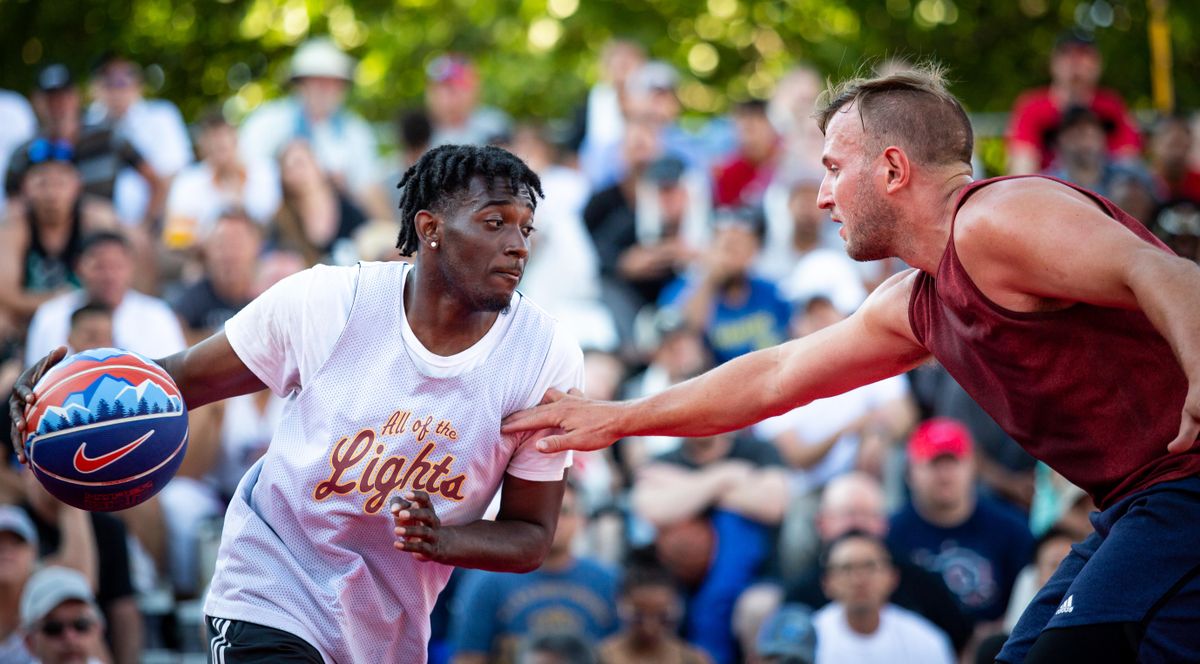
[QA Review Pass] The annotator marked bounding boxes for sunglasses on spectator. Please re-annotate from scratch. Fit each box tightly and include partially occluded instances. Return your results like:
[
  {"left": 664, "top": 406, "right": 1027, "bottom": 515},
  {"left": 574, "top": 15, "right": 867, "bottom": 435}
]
[
  {"left": 39, "top": 617, "right": 97, "bottom": 637},
  {"left": 27, "top": 138, "right": 74, "bottom": 165}
]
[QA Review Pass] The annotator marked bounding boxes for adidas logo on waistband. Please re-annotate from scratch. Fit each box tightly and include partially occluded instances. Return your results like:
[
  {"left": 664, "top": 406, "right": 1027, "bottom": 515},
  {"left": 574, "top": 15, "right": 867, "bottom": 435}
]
[{"left": 1055, "top": 595, "right": 1074, "bottom": 616}]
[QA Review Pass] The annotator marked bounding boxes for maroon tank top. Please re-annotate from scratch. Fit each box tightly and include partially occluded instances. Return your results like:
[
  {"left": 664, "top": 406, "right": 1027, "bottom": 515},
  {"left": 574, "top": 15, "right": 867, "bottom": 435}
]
[{"left": 909, "top": 175, "right": 1200, "bottom": 509}]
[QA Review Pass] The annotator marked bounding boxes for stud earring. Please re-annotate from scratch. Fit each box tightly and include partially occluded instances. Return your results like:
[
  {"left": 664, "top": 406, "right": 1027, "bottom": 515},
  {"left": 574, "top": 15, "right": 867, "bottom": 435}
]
[{"left": 430, "top": 240, "right": 438, "bottom": 248}]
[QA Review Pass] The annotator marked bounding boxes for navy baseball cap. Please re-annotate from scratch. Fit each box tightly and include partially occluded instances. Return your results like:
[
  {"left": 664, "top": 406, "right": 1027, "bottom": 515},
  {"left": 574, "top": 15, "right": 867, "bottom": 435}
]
[
  {"left": 1054, "top": 31, "right": 1097, "bottom": 52},
  {"left": 36, "top": 64, "right": 74, "bottom": 93}
]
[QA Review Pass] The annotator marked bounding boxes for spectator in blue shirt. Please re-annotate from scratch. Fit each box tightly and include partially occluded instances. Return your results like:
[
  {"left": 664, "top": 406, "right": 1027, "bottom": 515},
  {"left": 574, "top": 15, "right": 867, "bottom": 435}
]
[
  {"left": 449, "top": 481, "right": 618, "bottom": 664},
  {"left": 659, "top": 207, "right": 791, "bottom": 365}
]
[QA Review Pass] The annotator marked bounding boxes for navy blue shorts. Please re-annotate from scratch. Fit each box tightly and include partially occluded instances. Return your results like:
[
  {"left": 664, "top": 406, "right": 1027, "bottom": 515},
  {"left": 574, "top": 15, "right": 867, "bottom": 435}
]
[{"left": 999, "top": 476, "right": 1200, "bottom": 663}]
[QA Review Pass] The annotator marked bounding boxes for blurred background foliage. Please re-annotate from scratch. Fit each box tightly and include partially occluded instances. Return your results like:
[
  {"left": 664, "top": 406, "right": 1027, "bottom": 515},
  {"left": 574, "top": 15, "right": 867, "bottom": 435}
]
[{"left": 2, "top": 0, "right": 1195, "bottom": 130}]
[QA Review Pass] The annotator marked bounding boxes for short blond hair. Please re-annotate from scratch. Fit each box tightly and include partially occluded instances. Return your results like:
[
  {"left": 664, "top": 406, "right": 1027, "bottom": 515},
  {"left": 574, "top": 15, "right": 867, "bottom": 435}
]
[{"left": 815, "top": 63, "right": 973, "bottom": 167}]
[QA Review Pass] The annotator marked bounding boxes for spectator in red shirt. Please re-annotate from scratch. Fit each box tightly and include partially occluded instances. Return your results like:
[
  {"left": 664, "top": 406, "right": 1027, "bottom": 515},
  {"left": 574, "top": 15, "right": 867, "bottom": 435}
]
[
  {"left": 1006, "top": 32, "right": 1141, "bottom": 174},
  {"left": 713, "top": 100, "right": 780, "bottom": 208}
]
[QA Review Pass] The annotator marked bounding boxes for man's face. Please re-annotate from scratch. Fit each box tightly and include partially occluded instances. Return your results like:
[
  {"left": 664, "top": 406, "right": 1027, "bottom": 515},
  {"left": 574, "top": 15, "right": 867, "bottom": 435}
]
[
  {"left": 67, "top": 312, "right": 114, "bottom": 352},
  {"left": 909, "top": 454, "right": 974, "bottom": 513},
  {"left": 433, "top": 176, "right": 535, "bottom": 312},
  {"left": 35, "top": 89, "right": 80, "bottom": 129},
  {"left": 23, "top": 162, "right": 81, "bottom": 219},
  {"left": 734, "top": 110, "right": 777, "bottom": 162},
  {"left": 711, "top": 224, "right": 760, "bottom": 278},
  {"left": 426, "top": 78, "right": 477, "bottom": 127},
  {"left": 823, "top": 536, "right": 897, "bottom": 616},
  {"left": 0, "top": 531, "right": 35, "bottom": 586},
  {"left": 1050, "top": 45, "right": 1101, "bottom": 90},
  {"left": 797, "top": 300, "right": 844, "bottom": 337},
  {"left": 94, "top": 61, "right": 141, "bottom": 118},
  {"left": 294, "top": 76, "right": 348, "bottom": 121},
  {"left": 818, "top": 107, "right": 900, "bottom": 261},
  {"left": 206, "top": 217, "right": 262, "bottom": 300},
  {"left": 657, "top": 181, "right": 689, "bottom": 228},
  {"left": 1035, "top": 535, "right": 1073, "bottom": 587},
  {"left": 26, "top": 600, "right": 101, "bottom": 664},
  {"left": 788, "top": 182, "right": 825, "bottom": 241},
  {"left": 622, "top": 584, "right": 681, "bottom": 643},
  {"left": 1152, "top": 120, "right": 1192, "bottom": 168},
  {"left": 199, "top": 123, "right": 239, "bottom": 169},
  {"left": 621, "top": 115, "right": 661, "bottom": 174},
  {"left": 1057, "top": 121, "right": 1106, "bottom": 167},
  {"left": 817, "top": 490, "right": 886, "bottom": 542},
  {"left": 77, "top": 242, "right": 134, "bottom": 308}
]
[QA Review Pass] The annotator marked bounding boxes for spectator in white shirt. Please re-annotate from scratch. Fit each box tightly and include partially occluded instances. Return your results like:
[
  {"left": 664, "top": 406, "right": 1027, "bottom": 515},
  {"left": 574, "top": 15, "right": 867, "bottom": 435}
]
[
  {"left": 238, "top": 38, "right": 389, "bottom": 220},
  {"left": 86, "top": 54, "right": 193, "bottom": 224},
  {"left": 814, "top": 532, "right": 954, "bottom": 664},
  {"left": 424, "top": 54, "right": 512, "bottom": 149},
  {"left": 24, "top": 230, "right": 186, "bottom": 367},
  {"left": 163, "top": 112, "right": 280, "bottom": 249}
]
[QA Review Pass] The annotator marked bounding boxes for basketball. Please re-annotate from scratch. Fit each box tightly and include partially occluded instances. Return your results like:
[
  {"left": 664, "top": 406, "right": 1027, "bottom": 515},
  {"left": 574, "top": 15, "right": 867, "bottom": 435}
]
[{"left": 22, "top": 348, "right": 189, "bottom": 512}]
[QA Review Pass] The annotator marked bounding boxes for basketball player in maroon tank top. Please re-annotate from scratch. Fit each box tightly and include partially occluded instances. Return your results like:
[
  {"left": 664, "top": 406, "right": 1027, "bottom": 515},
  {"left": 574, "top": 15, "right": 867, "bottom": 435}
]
[{"left": 505, "top": 66, "right": 1200, "bottom": 663}]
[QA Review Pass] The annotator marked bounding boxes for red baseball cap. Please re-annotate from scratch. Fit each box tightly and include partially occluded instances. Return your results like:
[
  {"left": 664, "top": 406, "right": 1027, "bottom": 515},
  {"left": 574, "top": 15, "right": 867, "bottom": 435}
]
[{"left": 907, "top": 417, "right": 973, "bottom": 462}]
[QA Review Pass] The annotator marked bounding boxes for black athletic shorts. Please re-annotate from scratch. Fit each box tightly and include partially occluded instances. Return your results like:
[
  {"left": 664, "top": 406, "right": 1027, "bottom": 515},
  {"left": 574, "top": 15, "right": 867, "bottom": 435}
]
[{"left": 206, "top": 616, "right": 323, "bottom": 663}]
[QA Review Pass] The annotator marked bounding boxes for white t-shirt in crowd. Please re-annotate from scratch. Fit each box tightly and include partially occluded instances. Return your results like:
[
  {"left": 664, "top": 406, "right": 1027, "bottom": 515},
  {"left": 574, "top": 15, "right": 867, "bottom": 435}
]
[
  {"left": 814, "top": 603, "right": 955, "bottom": 664},
  {"left": 24, "top": 289, "right": 187, "bottom": 368},
  {"left": 754, "top": 375, "right": 909, "bottom": 492},
  {"left": 238, "top": 98, "right": 380, "bottom": 195},
  {"left": 165, "top": 158, "right": 281, "bottom": 234}
]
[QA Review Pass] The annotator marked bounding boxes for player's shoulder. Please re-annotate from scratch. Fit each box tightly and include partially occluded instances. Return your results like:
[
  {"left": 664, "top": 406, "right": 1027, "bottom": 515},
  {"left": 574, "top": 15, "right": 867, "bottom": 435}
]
[{"left": 956, "top": 176, "right": 1091, "bottom": 244}]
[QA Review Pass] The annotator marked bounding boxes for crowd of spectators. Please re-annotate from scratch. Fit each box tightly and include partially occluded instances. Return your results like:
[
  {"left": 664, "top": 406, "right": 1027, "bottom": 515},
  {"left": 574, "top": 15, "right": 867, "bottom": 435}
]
[{"left": 0, "top": 28, "right": 1198, "bottom": 664}]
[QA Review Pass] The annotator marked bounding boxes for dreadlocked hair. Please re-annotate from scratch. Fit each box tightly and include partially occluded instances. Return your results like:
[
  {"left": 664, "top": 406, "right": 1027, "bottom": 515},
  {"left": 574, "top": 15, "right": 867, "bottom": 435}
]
[{"left": 395, "top": 144, "right": 545, "bottom": 256}]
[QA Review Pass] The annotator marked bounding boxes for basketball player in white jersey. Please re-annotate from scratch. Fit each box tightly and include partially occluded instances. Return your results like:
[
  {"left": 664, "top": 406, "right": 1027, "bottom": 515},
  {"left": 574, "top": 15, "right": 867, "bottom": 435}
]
[{"left": 11, "top": 145, "right": 584, "bottom": 663}]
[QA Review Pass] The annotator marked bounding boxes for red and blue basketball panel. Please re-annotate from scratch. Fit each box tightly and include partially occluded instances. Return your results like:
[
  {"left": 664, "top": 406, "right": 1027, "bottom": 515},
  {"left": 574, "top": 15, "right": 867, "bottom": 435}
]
[{"left": 24, "top": 348, "right": 188, "bottom": 512}]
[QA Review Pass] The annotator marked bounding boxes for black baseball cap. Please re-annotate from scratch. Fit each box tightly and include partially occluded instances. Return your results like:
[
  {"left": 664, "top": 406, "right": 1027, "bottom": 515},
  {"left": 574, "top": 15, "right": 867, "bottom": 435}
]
[
  {"left": 1054, "top": 30, "right": 1097, "bottom": 52},
  {"left": 644, "top": 155, "right": 686, "bottom": 186},
  {"left": 36, "top": 63, "right": 74, "bottom": 93}
]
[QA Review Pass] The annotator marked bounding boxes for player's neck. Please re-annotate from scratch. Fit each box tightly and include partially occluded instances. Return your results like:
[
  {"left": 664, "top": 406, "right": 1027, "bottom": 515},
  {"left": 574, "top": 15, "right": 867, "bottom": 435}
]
[
  {"left": 898, "top": 172, "right": 973, "bottom": 274},
  {"left": 403, "top": 268, "right": 499, "bottom": 356}
]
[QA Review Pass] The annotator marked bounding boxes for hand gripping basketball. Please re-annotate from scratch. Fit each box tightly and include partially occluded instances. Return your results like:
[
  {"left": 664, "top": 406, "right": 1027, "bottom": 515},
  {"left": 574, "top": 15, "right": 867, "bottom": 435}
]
[{"left": 8, "top": 346, "right": 68, "bottom": 466}]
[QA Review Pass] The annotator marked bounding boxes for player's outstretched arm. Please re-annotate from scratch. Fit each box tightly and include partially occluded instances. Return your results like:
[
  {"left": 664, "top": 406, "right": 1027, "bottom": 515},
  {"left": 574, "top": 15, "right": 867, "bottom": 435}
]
[
  {"left": 955, "top": 179, "right": 1200, "bottom": 453},
  {"left": 392, "top": 476, "right": 564, "bottom": 573},
  {"left": 155, "top": 332, "right": 266, "bottom": 410},
  {"left": 502, "top": 271, "right": 931, "bottom": 453}
]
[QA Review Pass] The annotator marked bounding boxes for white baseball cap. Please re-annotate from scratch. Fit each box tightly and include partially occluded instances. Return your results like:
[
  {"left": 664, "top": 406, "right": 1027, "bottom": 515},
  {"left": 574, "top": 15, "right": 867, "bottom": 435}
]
[
  {"left": 20, "top": 566, "right": 99, "bottom": 630},
  {"left": 290, "top": 38, "right": 355, "bottom": 81},
  {"left": 0, "top": 505, "right": 37, "bottom": 548}
]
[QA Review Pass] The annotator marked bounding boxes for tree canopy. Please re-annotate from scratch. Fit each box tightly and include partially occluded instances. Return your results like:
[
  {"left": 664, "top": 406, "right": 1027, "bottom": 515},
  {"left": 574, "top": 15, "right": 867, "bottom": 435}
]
[{"left": 3, "top": 0, "right": 1195, "bottom": 129}]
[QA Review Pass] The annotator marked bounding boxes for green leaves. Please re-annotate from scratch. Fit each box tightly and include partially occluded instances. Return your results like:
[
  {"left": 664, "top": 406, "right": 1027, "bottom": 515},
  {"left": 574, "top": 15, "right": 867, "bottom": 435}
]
[{"left": 1, "top": 0, "right": 1189, "bottom": 131}]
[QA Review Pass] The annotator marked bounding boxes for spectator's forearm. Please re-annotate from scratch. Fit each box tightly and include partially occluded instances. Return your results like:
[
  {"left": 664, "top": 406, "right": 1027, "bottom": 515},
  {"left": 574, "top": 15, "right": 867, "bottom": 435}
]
[
  {"left": 107, "top": 596, "right": 143, "bottom": 664},
  {"left": 46, "top": 507, "right": 98, "bottom": 590}
]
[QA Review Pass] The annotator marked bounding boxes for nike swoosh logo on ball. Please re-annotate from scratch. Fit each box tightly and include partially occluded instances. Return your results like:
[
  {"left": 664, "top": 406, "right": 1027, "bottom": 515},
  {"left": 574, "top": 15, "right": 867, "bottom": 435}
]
[{"left": 73, "top": 430, "right": 155, "bottom": 474}]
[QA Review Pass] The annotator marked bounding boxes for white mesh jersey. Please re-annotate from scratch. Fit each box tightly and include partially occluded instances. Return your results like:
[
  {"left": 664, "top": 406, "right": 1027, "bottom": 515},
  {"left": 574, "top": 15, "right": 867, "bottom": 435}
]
[{"left": 204, "top": 262, "right": 580, "bottom": 663}]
